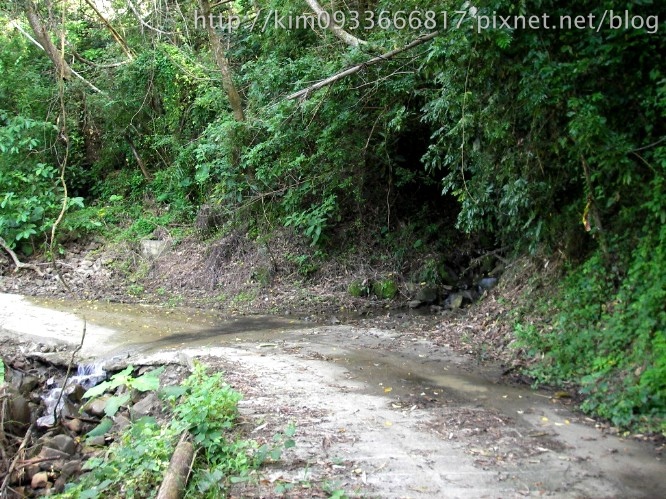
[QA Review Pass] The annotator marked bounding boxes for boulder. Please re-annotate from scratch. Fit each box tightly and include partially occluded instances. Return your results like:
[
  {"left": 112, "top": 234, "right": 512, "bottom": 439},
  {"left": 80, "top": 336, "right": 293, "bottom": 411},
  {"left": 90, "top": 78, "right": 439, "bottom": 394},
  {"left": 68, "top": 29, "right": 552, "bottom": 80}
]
[
  {"left": 8, "top": 368, "right": 40, "bottom": 395},
  {"left": 445, "top": 293, "right": 464, "bottom": 309},
  {"left": 130, "top": 392, "right": 160, "bottom": 420},
  {"left": 37, "top": 447, "right": 70, "bottom": 471},
  {"left": 54, "top": 460, "right": 82, "bottom": 493},
  {"left": 63, "top": 418, "right": 83, "bottom": 433},
  {"left": 8, "top": 390, "right": 32, "bottom": 431},
  {"left": 82, "top": 395, "right": 110, "bottom": 417},
  {"left": 65, "top": 383, "right": 86, "bottom": 403},
  {"left": 478, "top": 277, "right": 498, "bottom": 291},
  {"left": 41, "top": 434, "right": 77, "bottom": 455},
  {"left": 140, "top": 239, "right": 169, "bottom": 259},
  {"left": 112, "top": 413, "right": 132, "bottom": 432},
  {"left": 415, "top": 286, "right": 438, "bottom": 304}
]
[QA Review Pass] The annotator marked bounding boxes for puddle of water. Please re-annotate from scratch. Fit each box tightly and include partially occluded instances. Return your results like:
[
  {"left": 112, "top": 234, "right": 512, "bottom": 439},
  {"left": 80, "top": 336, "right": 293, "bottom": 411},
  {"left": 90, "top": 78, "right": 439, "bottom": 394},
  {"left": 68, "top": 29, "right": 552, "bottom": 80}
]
[
  {"left": 28, "top": 296, "right": 307, "bottom": 356},
  {"left": 27, "top": 296, "right": 535, "bottom": 408}
]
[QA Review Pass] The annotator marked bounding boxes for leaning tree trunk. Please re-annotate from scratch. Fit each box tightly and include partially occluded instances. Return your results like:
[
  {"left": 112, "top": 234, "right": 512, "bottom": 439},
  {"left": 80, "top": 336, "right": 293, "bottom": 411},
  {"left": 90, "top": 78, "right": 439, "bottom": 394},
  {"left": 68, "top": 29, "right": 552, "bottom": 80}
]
[{"left": 23, "top": 0, "right": 73, "bottom": 80}]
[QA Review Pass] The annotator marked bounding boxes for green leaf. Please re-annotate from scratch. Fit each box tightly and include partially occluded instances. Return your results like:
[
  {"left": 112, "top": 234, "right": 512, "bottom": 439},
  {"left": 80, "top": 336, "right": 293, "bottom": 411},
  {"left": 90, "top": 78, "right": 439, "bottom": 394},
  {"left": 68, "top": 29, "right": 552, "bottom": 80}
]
[
  {"left": 104, "top": 392, "right": 131, "bottom": 417},
  {"left": 86, "top": 417, "right": 113, "bottom": 439},
  {"left": 130, "top": 366, "right": 165, "bottom": 392},
  {"left": 83, "top": 366, "right": 133, "bottom": 399},
  {"left": 160, "top": 385, "right": 188, "bottom": 400}
]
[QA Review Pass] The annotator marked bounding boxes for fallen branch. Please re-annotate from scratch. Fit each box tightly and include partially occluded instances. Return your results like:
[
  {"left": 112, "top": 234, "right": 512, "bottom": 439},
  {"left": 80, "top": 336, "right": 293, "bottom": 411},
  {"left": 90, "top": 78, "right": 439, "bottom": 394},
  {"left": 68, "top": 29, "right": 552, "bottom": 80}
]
[
  {"left": 0, "top": 237, "right": 44, "bottom": 276},
  {"left": 286, "top": 30, "right": 439, "bottom": 101},
  {"left": 304, "top": 0, "right": 367, "bottom": 47},
  {"left": 52, "top": 319, "right": 87, "bottom": 426},
  {"left": 157, "top": 432, "right": 195, "bottom": 499},
  {"left": 0, "top": 422, "right": 35, "bottom": 498}
]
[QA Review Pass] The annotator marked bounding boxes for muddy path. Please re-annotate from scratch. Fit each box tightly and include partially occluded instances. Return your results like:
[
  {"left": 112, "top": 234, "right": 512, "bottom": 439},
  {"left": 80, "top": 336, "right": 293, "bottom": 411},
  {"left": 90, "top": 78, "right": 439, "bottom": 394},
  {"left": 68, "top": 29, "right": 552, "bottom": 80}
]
[{"left": 1, "top": 293, "right": 664, "bottom": 498}]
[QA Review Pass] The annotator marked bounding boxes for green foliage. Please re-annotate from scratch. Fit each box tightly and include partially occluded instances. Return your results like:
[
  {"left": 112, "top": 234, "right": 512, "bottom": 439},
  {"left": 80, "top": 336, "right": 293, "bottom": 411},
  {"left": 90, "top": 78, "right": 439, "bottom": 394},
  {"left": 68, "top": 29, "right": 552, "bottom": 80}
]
[
  {"left": 59, "top": 364, "right": 296, "bottom": 498},
  {"left": 83, "top": 365, "right": 164, "bottom": 418},
  {"left": 171, "top": 364, "right": 241, "bottom": 445},
  {"left": 517, "top": 215, "right": 666, "bottom": 432},
  {"left": 0, "top": 111, "right": 63, "bottom": 248},
  {"left": 63, "top": 417, "right": 178, "bottom": 498},
  {"left": 168, "top": 364, "right": 295, "bottom": 497}
]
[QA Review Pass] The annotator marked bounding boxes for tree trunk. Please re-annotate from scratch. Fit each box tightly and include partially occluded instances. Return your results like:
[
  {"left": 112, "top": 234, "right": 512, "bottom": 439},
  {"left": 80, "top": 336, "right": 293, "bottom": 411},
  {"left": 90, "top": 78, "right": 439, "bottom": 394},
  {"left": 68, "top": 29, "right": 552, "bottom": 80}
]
[
  {"left": 126, "top": 135, "right": 152, "bottom": 180},
  {"left": 23, "top": 0, "right": 72, "bottom": 80},
  {"left": 199, "top": 0, "right": 245, "bottom": 122}
]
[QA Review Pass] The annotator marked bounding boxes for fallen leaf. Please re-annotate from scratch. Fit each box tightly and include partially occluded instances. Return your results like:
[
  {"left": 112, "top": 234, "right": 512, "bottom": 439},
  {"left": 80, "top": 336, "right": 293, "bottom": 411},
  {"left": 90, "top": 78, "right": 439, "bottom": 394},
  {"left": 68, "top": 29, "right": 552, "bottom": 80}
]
[{"left": 384, "top": 387, "right": 392, "bottom": 393}]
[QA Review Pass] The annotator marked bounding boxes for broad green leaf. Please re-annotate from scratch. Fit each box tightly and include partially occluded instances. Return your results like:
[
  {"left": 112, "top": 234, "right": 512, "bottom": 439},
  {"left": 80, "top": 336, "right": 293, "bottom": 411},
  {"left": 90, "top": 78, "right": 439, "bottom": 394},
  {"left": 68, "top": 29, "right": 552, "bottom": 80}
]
[{"left": 104, "top": 392, "right": 131, "bottom": 417}]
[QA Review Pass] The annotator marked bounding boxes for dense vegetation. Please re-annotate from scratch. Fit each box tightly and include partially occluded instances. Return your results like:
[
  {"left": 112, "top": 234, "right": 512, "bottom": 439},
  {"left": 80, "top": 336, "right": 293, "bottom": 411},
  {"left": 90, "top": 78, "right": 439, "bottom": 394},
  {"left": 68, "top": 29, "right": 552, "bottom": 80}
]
[{"left": 0, "top": 1, "right": 663, "bottom": 432}]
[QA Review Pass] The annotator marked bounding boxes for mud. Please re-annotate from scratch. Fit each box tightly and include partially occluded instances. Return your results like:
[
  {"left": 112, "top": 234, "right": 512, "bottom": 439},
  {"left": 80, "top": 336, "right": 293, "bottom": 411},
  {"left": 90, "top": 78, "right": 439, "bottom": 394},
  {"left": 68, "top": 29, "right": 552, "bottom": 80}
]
[{"left": 1, "top": 293, "right": 664, "bottom": 498}]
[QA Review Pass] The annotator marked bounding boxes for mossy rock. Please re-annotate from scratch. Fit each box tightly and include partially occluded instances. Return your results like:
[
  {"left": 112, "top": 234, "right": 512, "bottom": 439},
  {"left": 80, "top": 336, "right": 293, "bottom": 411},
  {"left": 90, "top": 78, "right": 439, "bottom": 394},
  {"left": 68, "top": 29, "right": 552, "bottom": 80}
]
[
  {"left": 348, "top": 280, "right": 370, "bottom": 297},
  {"left": 373, "top": 279, "right": 398, "bottom": 299}
]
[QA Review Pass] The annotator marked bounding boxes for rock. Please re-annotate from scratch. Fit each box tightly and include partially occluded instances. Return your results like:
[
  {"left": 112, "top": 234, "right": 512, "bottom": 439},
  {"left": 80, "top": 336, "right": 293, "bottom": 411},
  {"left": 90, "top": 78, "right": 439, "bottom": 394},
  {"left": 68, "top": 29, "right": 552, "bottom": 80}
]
[
  {"left": 140, "top": 239, "right": 169, "bottom": 259},
  {"left": 26, "top": 351, "right": 73, "bottom": 368},
  {"left": 24, "top": 463, "right": 41, "bottom": 482},
  {"left": 31, "top": 472, "right": 49, "bottom": 489},
  {"left": 37, "top": 447, "right": 70, "bottom": 469},
  {"left": 8, "top": 391, "right": 32, "bottom": 431},
  {"left": 415, "top": 286, "right": 438, "bottom": 304},
  {"left": 461, "top": 289, "right": 478, "bottom": 303},
  {"left": 63, "top": 418, "right": 83, "bottom": 433},
  {"left": 445, "top": 293, "right": 464, "bottom": 309},
  {"left": 65, "top": 383, "right": 86, "bottom": 403},
  {"left": 82, "top": 395, "right": 110, "bottom": 417},
  {"left": 112, "top": 413, "right": 131, "bottom": 432},
  {"left": 59, "top": 399, "right": 80, "bottom": 421},
  {"left": 478, "top": 277, "right": 498, "bottom": 291},
  {"left": 54, "top": 461, "right": 82, "bottom": 493},
  {"left": 86, "top": 435, "right": 107, "bottom": 447},
  {"left": 8, "top": 368, "right": 40, "bottom": 395},
  {"left": 130, "top": 392, "right": 160, "bottom": 420},
  {"left": 42, "top": 434, "right": 77, "bottom": 455}
]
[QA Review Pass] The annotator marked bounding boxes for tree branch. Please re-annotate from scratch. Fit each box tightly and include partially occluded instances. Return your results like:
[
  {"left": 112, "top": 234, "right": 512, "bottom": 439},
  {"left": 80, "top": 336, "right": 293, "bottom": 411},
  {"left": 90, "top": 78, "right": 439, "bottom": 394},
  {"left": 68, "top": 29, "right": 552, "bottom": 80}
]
[
  {"left": 286, "top": 31, "right": 439, "bottom": 101},
  {"left": 82, "top": 0, "right": 134, "bottom": 60},
  {"left": 303, "top": 0, "right": 367, "bottom": 48},
  {"left": 10, "top": 19, "right": 105, "bottom": 94},
  {"left": 0, "top": 237, "right": 44, "bottom": 276}
]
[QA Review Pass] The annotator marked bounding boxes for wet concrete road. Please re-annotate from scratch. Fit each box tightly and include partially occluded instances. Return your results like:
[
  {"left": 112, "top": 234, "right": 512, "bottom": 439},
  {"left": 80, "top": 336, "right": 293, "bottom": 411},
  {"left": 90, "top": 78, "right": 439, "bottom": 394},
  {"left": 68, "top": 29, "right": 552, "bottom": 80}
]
[{"left": 1, "top": 293, "right": 664, "bottom": 498}]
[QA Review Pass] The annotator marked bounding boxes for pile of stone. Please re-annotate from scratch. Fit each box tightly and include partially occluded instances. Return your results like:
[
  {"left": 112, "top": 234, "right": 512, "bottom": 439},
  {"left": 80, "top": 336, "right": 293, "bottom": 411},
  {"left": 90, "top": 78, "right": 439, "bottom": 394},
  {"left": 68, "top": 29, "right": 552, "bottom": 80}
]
[{"left": 0, "top": 343, "right": 176, "bottom": 496}]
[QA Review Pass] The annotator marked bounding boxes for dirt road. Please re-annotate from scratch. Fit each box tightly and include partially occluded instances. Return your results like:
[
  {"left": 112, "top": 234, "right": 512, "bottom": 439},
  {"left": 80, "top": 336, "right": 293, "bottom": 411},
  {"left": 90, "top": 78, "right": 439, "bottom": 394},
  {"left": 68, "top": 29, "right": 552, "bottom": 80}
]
[{"left": 1, "top": 293, "right": 664, "bottom": 498}]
